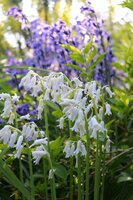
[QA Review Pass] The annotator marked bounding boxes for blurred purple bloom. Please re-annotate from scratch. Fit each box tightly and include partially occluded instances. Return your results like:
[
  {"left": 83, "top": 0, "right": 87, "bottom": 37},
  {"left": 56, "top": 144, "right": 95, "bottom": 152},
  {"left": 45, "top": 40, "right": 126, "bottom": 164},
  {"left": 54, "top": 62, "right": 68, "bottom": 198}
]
[
  {"left": 7, "top": 6, "right": 29, "bottom": 30},
  {"left": 0, "top": 118, "right": 4, "bottom": 124},
  {"left": 17, "top": 104, "right": 30, "bottom": 116},
  {"left": 6, "top": 51, "right": 27, "bottom": 76},
  {"left": 6, "top": 0, "right": 116, "bottom": 85},
  {"left": 72, "top": 1, "right": 116, "bottom": 84}
]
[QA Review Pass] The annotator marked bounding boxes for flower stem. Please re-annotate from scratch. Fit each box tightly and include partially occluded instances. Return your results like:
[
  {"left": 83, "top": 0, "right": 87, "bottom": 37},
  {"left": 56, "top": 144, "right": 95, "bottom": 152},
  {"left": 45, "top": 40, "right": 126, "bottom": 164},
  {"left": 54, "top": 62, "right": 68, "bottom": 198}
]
[
  {"left": 100, "top": 148, "right": 105, "bottom": 200},
  {"left": 84, "top": 114, "right": 90, "bottom": 200},
  {"left": 44, "top": 103, "right": 56, "bottom": 200},
  {"left": 85, "top": 133, "right": 90, "bottom": 200},
  {"left": 51, "top": 172, "right": 56, "bottom": 200},
  {"left": 78, "top": 154, "right": 82, "bottom": 200},
  {"left": 15, "top": 111, "right": 25, "bottom": 200},
  {"left": 94, "top": 136, "right": 101, "bottom": 200},
  {"left": 43, "top": 158, "right": 49, "bottom": 200},
  {"left": 44, "top": 103, "right": 49, "bottom": 142},
  {"left": 43, "top": 103, "right": 50, "bottom": 199},
  {"left": 69, "top": 120, "right": 73, "bottom": 200},
  {"left": 70, "top": 157, "right": 74, "bottom": 200},
  {"left": 19, "top": 157, "right": 25, "bottom": 200},
  {"left": 48, "top": 158, "right": 56, "bottom": 200},
  {"left": 27, "top": 144, "right": 35, "bottom": 200}
]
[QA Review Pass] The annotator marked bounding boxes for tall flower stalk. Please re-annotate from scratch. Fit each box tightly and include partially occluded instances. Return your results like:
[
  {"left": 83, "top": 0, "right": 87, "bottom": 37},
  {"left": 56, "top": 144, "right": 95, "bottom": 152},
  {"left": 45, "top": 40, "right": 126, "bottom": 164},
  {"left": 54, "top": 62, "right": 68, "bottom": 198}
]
[
  {"left": 69, "top": 120, "right": 74, "bottom": 200},
  {"left": 44, "top": 103, "right": 56, "bottom": 200},
  {"left": 78, "top": 154, "right": 82, "bottom": 200},
  {"left": 43, "top": 158, "right": 48, "bottom": 200},
  {"left": 26, "top": 142, "right": 35, "bottom": 200},
  {"left": 84, "top": 114, "right": 90, "bottom": 200}
]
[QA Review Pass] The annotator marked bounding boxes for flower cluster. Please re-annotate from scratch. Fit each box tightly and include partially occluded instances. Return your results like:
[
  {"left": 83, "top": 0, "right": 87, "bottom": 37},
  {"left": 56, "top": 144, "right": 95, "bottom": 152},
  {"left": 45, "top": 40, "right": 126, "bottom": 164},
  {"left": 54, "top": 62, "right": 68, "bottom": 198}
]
[
  {"left": 0, "top": 120, "right": 46, "bottom": 160},
  {"left": 18, "top": 70, "right": 113, "bottom": 163},
  {"left": 0, "top": 68, "right": 113, "bottom": 166},
  {"left": 24, "top": 19, "right": 76, "bottom": 77},
  {"left": 0, "top": 93, "right": 19, "bottom": 124},
  {"left": 0, "top": 90, "right": 47, "bottom": 162},
  {"left": 6, "top": 0, "right": 115, "bottom": 85}
]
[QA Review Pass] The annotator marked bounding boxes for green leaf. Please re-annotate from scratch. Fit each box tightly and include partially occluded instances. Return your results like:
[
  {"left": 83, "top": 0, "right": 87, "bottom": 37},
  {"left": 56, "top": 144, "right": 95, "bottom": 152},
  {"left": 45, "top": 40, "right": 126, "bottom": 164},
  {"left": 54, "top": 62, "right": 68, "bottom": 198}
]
[
  {"left": 117, "top": 172, "right": 133, "bottom": 183},
  {"left": 62, "top": 44, "right": 81, "bottom": 53},
  {"left": 54, "top": 164, "right": 67, "bottom": 180},
  {"left": 89, "top": 53, "right": 105, "bottom": 69},
  {"left": 105, "top": 119, "right": 116, "bottom": 128},
  {"left": 112, "top": 62, "right": 125, "bottom": 70},
  {"left": 0, "top": 158, "right": 30, "bottom": 200},
  {"left": 83, "top": 36, "right": 94, "bottom": 55},
  {"left": 87, "top": 45, "right": 98, "bottom": 63},
  {"left": 45, "top": 100, "right": 60, "bottom": 110},
  {"left": 80, "top": 72, "right": 89, "bottom": 79},
  {"left": 65, "top": 64, "right": 85, "bottom": 72},
  {"left": 121, "top": 0, "right": 133, "bottom": 10},
  {"left": 50, "top": 137, "right": 63, "bottom": 157},
  {"left": 70, "top": 52, "right": 85, "bottom": 64},
  {"left": 52, "top": 110, "right": 63, "bottom": 118}
]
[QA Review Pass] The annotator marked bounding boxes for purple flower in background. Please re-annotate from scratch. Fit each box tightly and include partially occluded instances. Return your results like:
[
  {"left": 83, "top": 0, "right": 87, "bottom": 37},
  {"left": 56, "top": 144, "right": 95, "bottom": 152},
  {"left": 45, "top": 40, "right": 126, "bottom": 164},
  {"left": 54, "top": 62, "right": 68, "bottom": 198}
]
[
  {"left": 80, "top": 1, "right": 95, "bottom": 14},
  {"left": 0, "top": 118, "right": 4, "bottom": 124},
  {"left": 6, "top": 51, "right": 27, "bottom": 76},
  {"left": 73, "top": 0, "right": 115, "bottom": 84},
  {"left": 6, "top": 0, "right": 116, "bottom": 85},
  {"left": 17, "top": 104, "right": 30, "bottom": 116},
  {"left": 7, "top": 6, "right": 29, "bottom": 30},
  {"left": 16, "top": 103, "right": 38, "bottom": 121},
  {"left": 24, "top": 18, "right": 76, "bottom": 77}
]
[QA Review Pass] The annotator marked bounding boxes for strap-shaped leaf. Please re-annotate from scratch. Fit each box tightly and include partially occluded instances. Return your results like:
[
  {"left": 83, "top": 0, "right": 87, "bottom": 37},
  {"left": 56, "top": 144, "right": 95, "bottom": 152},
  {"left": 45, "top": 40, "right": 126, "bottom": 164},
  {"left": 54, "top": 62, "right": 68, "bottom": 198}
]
[
  {"left": 87, "top": 45, "right": 98, "bottom": 63},
  {"left": 70, "top": 52, "right": 85, "bottom": 64},
  {"left": 83, "top": 36, "right": 94, "bottom": 55},
  {"left": 62, "top": 44, "right": 81, "bottom": 53},
  {"left": 89, "top": 53, "right": 105, "bottom": 69},
  {"left": 65, "top": 64, "right": 85, "bottom": 72},
  {"left": 0, "top": 158, "right": 31, "bottom": 200}
]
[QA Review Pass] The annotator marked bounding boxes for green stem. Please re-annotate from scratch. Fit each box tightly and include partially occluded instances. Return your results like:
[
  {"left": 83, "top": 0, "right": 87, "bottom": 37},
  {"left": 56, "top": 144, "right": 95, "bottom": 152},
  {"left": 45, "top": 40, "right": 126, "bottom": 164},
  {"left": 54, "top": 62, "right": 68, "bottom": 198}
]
[
  {"left": 100, "top": 148, "right": 105, "bottom": 200},
  {"left": 51, "top": 171, "right": 56, "bottom": 200},
  {"left": 44, "top": 103, "right": 56, "bottom": 200},
  {"left": 44, "top": 103, "right": 49, "bottom": 142},
  {"left": 69, "top": 120, "right": 73, "bottom": 200},
  {"left": 19, "top": 158, "right": 25, "bottom": 200},
  {"left": 78, "top": 154, "right": 82, "bottom": 200},
  {"left": 27, "top": 144, "right": 35, "bottom": 200},
  {"left": 85, "top": 133, "right": 90, "bottom": 200},
  {"left": 84, "top": 114, "right": 90, "bottom": 200},
  {"left": 14, "top": 109, "right": 25, "bottom": 200},
  {"left": 70, "top": 157, "right": 74, "bottom": 200},
  {"left": 43, "top": 102, "right": 50, "bottom": 199},
  {"left": 48, "top": 158, "right": 56, "bottom": 200},
  {"left": 43, "top": 158, "right": 49, "bottom": 200},
  {"left": 94, "top": 135, "right": 101, "bottom": 200}
]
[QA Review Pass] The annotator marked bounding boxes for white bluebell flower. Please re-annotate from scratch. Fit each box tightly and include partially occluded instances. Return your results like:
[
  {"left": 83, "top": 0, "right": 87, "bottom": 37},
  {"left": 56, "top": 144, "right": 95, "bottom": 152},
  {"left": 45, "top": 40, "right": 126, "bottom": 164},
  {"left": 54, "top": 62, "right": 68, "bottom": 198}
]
[
  {"left": 32, "top": 145, "right": 49, "bottom": 164},
  {"left": 105, "top": 103, "right": 112, "bottom": 115},
  {"left": 74, "top": 140, "right": 87, "bottom": 156}
]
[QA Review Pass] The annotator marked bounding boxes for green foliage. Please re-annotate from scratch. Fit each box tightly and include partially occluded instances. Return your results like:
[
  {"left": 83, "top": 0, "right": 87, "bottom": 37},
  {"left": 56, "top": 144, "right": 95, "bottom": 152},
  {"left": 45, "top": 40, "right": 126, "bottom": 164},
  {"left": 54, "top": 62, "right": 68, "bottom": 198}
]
[
  {"left": 0, "top": 1, "right": 133, "bottom": 199},
  {"left": 0, "top": 158, "right": 31, "bottom": 200},
  {"left": 54, "top": 164, "right": 67, "bottom": 180},
  {"left": 121, "top": 0, "right": 133, "bottom": 10},
  {"left": 50, "top": 137, "right": 64, "bottom": 157},
  {"left": 62, "top": 40, "right": 105, "bottom": 81}
]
